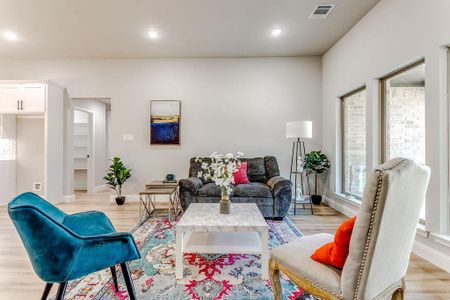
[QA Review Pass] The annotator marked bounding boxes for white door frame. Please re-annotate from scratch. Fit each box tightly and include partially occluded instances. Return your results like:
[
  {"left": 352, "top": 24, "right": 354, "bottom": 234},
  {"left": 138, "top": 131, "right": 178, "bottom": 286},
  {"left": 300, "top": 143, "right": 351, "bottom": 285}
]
[{"left": 73, "top": 106, "right": 95, "bottom": 194}]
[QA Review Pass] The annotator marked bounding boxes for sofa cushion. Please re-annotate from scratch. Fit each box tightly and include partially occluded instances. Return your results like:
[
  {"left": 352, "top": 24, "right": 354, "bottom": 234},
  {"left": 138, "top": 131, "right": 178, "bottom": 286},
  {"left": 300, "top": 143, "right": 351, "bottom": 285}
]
[
  {"left": 198, "top": 183, "right": 221, "bottom": 197},
  {"left": 264, "top": 156, "right": 280, "bottom": 179},
  {"left": 230, "top": 197, "right": 273, "bottom": 206},
  {"left": 189, "top": 157, "right": 213, "bottom": 184},
  {"left": 241, "top": 158, "right": 266, "bottom": 183},
  {"left": 271, "top": 233, "right": 342, "bottom": 297},
  {"left": 198, "top": 183, "right": 235, "bottom": 197},
  {"left": 234, "top": 182, "right": 272, "bottom": 198}
]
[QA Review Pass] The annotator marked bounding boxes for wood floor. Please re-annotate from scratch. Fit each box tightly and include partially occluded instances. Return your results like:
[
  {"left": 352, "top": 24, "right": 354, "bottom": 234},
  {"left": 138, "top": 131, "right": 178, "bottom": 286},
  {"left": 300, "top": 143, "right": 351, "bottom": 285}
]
[{"left": 1, "top": 192, "right": 449, "bottom": 299}]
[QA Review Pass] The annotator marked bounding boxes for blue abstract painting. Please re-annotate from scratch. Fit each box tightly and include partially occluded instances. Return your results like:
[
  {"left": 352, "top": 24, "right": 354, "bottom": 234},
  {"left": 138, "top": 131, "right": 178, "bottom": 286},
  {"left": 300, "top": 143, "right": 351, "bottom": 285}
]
[{"left": 150, "top": 100, "right": 180, "bottom": 145}]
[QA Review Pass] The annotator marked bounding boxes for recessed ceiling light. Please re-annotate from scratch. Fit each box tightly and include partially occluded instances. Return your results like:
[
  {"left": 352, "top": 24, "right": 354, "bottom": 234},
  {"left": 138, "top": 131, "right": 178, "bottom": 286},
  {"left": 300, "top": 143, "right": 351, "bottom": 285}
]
[
  {"left": 3, "top": 31, "right": 19, "bottom": 41},
  {"left": 271, "top": 28, "right": 282, "bottom": 37},
  {"left": 147, "top": 30, "right": 159, "bottom": 39}
]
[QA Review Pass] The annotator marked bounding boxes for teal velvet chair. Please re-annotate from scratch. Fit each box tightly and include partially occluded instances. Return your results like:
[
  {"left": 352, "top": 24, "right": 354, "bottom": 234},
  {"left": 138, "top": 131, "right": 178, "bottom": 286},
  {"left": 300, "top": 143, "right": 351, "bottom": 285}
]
[{"left": 8, "top": 192, "right": 141, "bottom": 300}]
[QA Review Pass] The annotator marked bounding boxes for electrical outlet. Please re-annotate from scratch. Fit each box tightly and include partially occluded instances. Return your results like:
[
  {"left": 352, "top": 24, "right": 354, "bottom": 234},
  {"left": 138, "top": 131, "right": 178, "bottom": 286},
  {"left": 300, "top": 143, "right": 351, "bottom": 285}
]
[{"left": 33, "top": 182, "right": 42, "bottom": 192}]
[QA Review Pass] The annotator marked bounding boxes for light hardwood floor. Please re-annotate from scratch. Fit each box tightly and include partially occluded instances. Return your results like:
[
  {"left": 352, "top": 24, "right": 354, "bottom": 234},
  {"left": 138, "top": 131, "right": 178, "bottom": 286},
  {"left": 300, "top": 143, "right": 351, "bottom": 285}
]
[{"left": 1, "top": 192, "right": 449, "bottom": 299}]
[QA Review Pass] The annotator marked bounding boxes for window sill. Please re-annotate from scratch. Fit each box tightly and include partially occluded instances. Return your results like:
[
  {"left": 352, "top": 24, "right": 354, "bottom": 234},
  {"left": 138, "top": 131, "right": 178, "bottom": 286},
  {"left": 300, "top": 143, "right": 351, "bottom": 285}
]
[
  {"left": 432, "top": 233, "right": 450, "bottom": 248},
  {"left": 416, "top": 224, "right": 430, "bottom": 238},
  {"left": 333, "top": 193, "right": 362, "bottom": 208}
]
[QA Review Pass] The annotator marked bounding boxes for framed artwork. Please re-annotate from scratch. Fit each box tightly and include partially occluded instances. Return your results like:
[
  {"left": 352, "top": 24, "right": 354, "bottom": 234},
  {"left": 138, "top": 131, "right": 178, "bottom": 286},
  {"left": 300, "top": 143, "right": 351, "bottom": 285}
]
[{"left": 150, "top": 100, "right": 181, "bottom": 145}]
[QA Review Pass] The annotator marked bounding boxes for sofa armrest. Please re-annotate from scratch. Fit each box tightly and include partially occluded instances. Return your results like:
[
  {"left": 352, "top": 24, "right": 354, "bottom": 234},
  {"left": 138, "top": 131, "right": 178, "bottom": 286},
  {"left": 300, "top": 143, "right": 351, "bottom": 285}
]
[
  {"left": 267, "top": 176, "right": 292, "bottom": 195},
  {"left": 179, "top": 177, "right": 203, "bottom": 194}
]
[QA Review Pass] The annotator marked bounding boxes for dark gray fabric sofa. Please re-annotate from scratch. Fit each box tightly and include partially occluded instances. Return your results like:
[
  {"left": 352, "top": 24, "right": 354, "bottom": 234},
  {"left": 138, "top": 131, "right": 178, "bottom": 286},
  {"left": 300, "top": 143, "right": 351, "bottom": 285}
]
[{"left": 179, "top": 156, "right": 292, "bottom": 219}]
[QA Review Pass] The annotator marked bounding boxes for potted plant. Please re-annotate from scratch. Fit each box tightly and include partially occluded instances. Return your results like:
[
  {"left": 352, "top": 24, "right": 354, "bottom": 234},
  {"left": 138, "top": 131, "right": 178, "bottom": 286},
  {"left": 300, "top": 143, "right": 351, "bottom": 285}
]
[
  {"left": 104, "top": 157, "right": 132, "bottom": 205},
  {"left": 303, "top": 151, "right": 330, "bottom": 205}
]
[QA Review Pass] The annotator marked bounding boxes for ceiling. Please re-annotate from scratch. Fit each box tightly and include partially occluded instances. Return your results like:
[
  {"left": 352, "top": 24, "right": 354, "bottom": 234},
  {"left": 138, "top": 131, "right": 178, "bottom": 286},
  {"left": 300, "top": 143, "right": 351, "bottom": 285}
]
[{"left": 0, "top": 0, "right": 381, "bottom": 59}]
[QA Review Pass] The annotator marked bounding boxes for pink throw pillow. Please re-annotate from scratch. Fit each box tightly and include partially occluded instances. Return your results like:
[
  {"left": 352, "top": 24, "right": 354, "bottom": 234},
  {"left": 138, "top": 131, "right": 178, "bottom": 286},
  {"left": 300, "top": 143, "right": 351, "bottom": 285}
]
[{"left": 234, "top": 162, "right": 250, "bottom": 185}]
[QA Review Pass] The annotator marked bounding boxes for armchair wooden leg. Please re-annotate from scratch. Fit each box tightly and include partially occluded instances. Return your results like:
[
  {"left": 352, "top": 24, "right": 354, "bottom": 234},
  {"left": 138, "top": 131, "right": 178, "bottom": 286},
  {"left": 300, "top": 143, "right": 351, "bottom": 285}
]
[
  {"left": 391, "top": 288, "right": 404, "bottom": 300},
  {"left": 41, "top": 283, "right": 53, "bottom": 300},
  {"left": 55, "top": 282, "right": 68, "bottom": 300},
  {"left": 269, "top": 258, "right": 283, "bottom": 300},
  {"left": 110, "top": 266, "right": 119, "bottom": 291},
  {"left": 120, "top": 262, "right": 137, "bottom": 300},
  {"left": 392, "top": 278, "right": 405, "bottom": 300}
]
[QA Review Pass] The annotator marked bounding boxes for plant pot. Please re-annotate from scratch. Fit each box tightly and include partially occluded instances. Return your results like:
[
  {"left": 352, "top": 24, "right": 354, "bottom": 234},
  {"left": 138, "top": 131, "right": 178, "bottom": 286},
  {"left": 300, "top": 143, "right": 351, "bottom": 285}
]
[
  {"left": 311, "top": 194, "right": 322, "bottom": 206},
  {"left": 115, "top": 196, "right": 126, "bottom": 205},
  {"left": 219, "top": 192, "right": 231, "bottom": 214}
]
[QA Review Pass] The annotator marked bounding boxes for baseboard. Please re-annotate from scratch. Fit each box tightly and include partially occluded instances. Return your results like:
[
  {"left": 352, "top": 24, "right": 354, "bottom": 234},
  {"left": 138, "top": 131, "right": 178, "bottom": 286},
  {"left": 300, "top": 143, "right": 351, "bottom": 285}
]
[
  {"left": 323, "top": 195, "right": 359, "bottom": 217},
  {"left": 109, "top": 194, "right": 139, "bottom": 202},
  {"left": 413, "top": 240, "right": 450, "bottom": 273},
  {"left": 62, "top": 194, "right": 75, "bottom": 203},
  {"left": 94, "top": 184, "right": 108, "bottom": 193}
]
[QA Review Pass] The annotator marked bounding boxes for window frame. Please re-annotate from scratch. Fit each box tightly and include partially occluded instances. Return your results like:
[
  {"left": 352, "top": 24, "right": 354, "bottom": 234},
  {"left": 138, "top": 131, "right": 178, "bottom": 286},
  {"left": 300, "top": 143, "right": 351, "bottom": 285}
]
[
  {"left": 380, "top": 59, "right": 426, "bottom": 163},
  {"left": 340, "top": 86, "right": 367, "bottom": 200},
  {"left": 447, "top": 47, "right": 450, "bottom": 233}
]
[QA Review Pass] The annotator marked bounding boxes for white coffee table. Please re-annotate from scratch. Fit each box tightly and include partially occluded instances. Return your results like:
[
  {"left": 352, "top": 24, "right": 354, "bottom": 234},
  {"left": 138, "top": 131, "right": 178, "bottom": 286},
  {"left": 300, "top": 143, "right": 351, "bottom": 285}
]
[{"left": 175, "top": 203, "right": 269, "bottom": 280}]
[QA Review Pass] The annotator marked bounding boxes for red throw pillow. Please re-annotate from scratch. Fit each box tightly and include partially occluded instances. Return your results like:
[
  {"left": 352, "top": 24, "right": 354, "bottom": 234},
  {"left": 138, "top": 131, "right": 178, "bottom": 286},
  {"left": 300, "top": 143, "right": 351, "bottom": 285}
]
[
  {"left": 311, "top": 216, "right": 357, "bottom": 269},
  {"left": 233, "top": 162, "right": 250, "bottom": 185}
]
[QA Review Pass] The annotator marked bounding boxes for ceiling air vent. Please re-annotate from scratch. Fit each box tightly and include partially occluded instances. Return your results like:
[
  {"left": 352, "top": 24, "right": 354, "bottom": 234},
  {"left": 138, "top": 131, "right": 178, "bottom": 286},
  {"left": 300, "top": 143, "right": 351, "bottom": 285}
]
[{"left": 310, "top": 4, "right": 335, "bottom": 19}]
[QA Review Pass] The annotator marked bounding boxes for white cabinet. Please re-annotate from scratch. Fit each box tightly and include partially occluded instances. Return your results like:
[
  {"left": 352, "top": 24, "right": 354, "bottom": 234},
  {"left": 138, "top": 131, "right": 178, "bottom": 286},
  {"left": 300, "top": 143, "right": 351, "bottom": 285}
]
[
  {"left": 0, "top": 85, "right": 22, "bottom": 112},
  {"left": 22, "top": 84, "right": 46, "bottom": 112},
  {"left": 0, "top": 84, "right": 46, "bottom": 114}
]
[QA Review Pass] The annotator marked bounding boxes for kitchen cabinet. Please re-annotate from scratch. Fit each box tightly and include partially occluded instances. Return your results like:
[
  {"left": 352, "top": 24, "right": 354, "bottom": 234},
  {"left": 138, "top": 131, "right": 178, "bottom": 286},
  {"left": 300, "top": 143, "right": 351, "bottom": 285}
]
[{"left": 0, "top": 84, "right": 46, "bottom": 113}]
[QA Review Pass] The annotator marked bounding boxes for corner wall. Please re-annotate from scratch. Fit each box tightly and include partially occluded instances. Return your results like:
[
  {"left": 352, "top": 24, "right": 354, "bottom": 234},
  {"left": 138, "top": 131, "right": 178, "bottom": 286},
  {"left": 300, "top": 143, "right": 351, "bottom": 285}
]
[{"left": 322, "top": 0, "right": 450, "bottom": 272}]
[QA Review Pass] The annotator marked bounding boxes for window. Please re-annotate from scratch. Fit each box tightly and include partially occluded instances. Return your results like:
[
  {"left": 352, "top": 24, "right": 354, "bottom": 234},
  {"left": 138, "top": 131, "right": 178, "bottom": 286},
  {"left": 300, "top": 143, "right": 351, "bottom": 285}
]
[
  {"left": 341, "top": 87, "right": 367, "bottom": 199},
  {"left": 381, "top": 60, "right": 426, "bottom": 220}
]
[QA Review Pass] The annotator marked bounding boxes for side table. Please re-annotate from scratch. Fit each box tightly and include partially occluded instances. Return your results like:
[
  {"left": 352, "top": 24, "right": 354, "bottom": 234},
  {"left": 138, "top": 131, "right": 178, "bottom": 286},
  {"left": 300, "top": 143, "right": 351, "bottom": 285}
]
[{"left": 139, "top": 181, "right": 182, "bottom": 223}]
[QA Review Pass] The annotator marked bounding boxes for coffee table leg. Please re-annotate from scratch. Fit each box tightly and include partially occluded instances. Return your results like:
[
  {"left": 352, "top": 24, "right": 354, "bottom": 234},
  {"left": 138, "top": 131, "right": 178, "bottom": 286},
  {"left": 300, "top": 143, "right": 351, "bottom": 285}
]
[
  {"left": 261, "top": 229, "right": 269, "bottom": 280},
  {"left": 176, "top": 228, "right": 183, "bottom": 280}
]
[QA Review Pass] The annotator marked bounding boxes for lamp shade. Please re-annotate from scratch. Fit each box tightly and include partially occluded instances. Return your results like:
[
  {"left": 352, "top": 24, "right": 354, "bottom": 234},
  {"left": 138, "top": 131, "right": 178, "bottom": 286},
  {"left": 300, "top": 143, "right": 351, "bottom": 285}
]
[{"left": 286, "top": 121, "right": 312, "bottom": 138}]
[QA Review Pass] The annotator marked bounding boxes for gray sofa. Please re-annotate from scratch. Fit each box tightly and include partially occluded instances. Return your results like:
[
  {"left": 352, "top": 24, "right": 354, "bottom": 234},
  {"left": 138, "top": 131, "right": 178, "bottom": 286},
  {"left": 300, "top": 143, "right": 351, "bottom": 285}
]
[{"left": 179, "top": 156, "right": 292, "bottom": 219}]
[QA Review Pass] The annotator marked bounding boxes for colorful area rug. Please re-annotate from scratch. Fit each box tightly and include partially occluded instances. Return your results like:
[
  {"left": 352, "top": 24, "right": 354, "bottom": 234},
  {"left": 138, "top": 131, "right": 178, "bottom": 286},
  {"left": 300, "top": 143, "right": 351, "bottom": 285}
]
[{"left": 60, "top": 217, "right": 316, "bottom": 300}]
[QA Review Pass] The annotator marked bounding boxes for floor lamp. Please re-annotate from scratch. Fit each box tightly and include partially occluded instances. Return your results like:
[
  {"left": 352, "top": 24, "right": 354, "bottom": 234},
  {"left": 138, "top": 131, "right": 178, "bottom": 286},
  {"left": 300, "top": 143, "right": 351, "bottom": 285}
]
[{"left": 286, "top": 121, "right": 313, "bottom": 214}]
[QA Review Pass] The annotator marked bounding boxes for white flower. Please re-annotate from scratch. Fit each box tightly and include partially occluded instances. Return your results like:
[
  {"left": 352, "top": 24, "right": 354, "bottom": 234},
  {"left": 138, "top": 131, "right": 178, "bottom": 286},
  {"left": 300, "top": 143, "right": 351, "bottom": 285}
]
[{"left": 198, "top": 152, "right": 242, "bottom": 192}]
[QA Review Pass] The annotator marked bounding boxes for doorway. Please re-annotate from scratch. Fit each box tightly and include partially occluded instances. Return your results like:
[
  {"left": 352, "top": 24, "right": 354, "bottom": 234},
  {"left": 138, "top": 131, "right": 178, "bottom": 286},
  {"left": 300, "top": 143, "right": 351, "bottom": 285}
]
[
  {"left": 73, "top": 109, "right": 93, "bottom": 193},
  {"left": 72, "top": 98, "right": 111, "bottom": 195}
]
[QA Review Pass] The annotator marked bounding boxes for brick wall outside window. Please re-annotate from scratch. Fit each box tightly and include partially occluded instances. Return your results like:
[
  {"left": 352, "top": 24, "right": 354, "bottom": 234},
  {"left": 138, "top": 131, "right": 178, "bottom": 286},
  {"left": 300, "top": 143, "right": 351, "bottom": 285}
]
[
  {"left": 342, "top": 90, "right": 366, "bottom": 198},
  {"left": 385, "top": 86, "right": 425, "bottom": 164}
]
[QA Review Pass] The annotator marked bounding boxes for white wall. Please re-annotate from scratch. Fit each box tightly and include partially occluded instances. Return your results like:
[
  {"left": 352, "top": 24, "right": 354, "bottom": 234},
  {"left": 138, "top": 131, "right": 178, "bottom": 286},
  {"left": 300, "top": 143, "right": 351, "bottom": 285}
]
[
  {"left": 322, "top": 0, "right": 450, "bottom": 271},
  {"left": 0, "top": 57, "right": 323, "bottom": 195},
  {"left": 106, "top": 110, "right": 111, "bottom": 162},
  {"left": 0, "top": 115, "right": 16, "bottom": 203},
  {"left": 16, "top": 117, "right": 45, "bottom": 195}
]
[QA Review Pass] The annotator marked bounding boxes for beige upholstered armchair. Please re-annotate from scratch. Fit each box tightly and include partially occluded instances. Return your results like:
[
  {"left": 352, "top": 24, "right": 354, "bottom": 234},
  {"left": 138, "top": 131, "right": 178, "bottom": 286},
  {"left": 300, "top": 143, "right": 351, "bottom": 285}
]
[{"left": 270, "top": 158, "right": 430, "bottom": 300}]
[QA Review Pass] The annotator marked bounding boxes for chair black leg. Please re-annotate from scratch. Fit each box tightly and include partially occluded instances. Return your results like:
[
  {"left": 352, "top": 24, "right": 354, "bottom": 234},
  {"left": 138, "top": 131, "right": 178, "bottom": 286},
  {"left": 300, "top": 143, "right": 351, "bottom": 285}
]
[
  {"left": 110, "top": 265, "right": 119, "bottom": 291},
  {"left": 120, "top": 262, "right": 137, "bottom": 300},
  {"left": 55, "top": 282, "right": 68, "bottom": 300},
  {"left": 41, "top": 283, "right": 53, "bottom": 300}
]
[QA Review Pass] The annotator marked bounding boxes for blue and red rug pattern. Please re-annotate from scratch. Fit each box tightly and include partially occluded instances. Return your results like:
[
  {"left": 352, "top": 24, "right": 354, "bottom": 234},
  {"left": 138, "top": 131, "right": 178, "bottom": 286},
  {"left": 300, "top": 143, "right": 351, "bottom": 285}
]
[{"left": 60, "top": 217, "right": 315, "bottom": 299}]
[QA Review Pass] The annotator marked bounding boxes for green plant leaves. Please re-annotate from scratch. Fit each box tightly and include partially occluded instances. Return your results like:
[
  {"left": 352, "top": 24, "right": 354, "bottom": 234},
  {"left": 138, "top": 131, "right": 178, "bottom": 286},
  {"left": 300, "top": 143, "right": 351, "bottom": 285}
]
[
  {"left": 303, "top": 151, "right": 330, "bottom": 174},
  {"left": 103, "top": 157, "right": 132, "bottom": 196}
]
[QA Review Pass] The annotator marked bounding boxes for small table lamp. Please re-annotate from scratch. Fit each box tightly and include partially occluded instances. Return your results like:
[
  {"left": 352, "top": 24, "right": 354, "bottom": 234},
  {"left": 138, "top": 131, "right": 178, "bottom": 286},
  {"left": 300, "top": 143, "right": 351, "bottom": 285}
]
[{"left": 286, "top": 120, "right": 312, "bottom": 214}]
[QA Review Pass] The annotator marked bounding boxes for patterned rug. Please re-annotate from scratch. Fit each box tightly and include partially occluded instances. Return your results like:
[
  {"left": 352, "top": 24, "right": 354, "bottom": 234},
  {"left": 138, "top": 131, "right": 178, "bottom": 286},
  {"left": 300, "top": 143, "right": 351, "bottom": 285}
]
[{"left": 59, "top": 217, "right": 316, "bottom": 300}]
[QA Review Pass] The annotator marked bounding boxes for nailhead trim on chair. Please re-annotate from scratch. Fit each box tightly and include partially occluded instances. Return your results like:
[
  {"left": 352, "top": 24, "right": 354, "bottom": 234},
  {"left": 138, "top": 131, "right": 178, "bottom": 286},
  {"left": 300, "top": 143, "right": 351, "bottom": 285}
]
[{"left": 353, "top": 170, "right": 383, "bottom": 300}]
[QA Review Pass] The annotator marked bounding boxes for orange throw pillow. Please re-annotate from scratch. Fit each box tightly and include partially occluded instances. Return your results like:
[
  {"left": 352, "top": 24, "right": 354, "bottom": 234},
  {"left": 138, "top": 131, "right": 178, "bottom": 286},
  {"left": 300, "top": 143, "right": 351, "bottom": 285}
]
[{"left": 311, "top": 216, "right": 357, "bottom": 269}]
